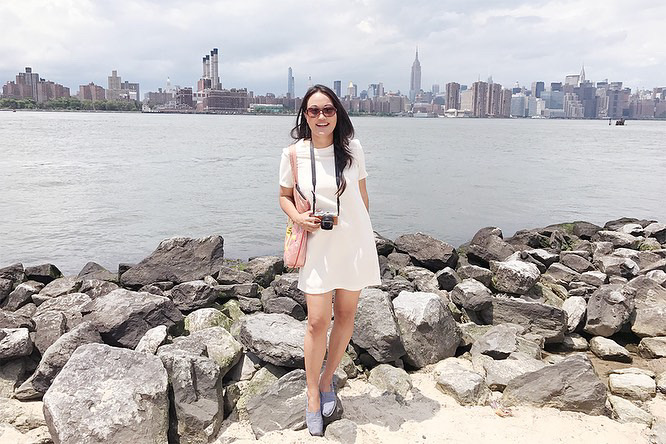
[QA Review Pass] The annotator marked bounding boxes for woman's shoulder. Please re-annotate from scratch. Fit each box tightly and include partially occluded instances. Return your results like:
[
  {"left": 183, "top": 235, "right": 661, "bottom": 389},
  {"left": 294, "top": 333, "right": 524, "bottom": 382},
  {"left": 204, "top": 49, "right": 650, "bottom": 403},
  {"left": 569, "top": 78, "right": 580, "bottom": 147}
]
[
  {"left": 348, "top": 138, "right": 363, "bottom": 152},
  {"left": 282, "top": 139, "right": 306, "bottom": 156}
]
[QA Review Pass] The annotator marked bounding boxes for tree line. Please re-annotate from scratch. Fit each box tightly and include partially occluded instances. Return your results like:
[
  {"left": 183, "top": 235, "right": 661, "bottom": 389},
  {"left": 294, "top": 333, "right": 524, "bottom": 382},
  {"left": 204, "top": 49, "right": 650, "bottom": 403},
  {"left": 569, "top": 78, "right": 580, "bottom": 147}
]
[{"left": 0, "top": 97, "right": 141, "bottom": 111}]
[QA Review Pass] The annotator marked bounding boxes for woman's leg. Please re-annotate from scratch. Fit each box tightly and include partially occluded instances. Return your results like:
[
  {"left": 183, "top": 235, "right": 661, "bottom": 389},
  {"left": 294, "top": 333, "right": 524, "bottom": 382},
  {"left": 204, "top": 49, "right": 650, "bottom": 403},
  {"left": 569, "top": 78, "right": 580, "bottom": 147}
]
[
  {"left": 319, "top": 288, "right": 361, "bottom": 391},
  {"left": 304, "top": 290, "right": 333, "bottom": 412}
]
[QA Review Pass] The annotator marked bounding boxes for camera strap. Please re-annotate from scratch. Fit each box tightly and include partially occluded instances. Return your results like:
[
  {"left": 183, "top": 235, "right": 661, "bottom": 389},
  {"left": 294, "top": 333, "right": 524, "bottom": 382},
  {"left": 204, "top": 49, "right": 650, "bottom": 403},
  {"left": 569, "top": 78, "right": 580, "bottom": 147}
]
[{"left": 310, "top": 140, "right": 340, "bottom": 216}]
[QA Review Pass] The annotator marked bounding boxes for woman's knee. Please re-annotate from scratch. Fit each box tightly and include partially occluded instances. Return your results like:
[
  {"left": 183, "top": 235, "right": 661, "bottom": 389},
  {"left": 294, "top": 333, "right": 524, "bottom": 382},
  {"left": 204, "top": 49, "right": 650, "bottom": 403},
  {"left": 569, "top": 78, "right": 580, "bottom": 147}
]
[{"left": 306, "top": 315, "right": 331, "bottom": 334}]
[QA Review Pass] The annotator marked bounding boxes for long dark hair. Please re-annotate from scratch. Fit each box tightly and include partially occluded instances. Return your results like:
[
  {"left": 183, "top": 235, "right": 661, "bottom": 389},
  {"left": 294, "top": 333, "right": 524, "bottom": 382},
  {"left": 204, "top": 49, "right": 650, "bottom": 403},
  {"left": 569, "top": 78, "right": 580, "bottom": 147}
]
[{"left": 291, "top": 84, "right": 354, "bottom": 197}]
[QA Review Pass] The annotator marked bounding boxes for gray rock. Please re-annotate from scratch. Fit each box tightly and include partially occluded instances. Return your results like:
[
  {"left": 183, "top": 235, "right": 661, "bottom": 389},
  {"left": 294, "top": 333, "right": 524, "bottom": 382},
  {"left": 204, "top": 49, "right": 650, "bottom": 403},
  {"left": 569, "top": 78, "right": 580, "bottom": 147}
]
[
  {"left": 43, "top": 343, "right": 169, "bottom": 444},
  {"left": 0, "top": 397, "right": 47, "bottom": 434},
  {"left": 119, "top": 235, "right": 226, "bottom": 288},
  {"left": 78, "top": 279, "right": 119, "bottom": 299},
  {"left": 33, "top": 311, "right": 67, "bottom": 355},
  {"left": 134, "top": 325, "right": 168, "bottom": 354},
  {"left": 607, "top": 394, "right": 653, "bottom": 425},
  {"left": 434, "top": 267, "right": 460, "bottom": 291},
  {"left": 157, "top": 348, "right": 224, "bottom": 443},
  {"left": 481, "top": 353, "right": 547, "bottom": 391},
  {"left": 543, "top": 263, "right": 581, "bottom": 287},
  {"left": 645, "top": 222, "right": 666, "bottom": 243},
  {"left": 15, "top": 322, "right": 102, "bottom": 400},
  {"left": 434, "top": 358, "right": 490, "bottom": 406},
  {"left": 217, "top": 283, "right": 260, "bottom": 301},
  {"left": 324, "top": 418, "right": 358, "bottom": 444},
  {"left": 0, "top": 263, "right": 25, "bottom": 284},
  {"left": 374, "top": 231, "right": 395, "bottom": 256},
  {"left": 237, "top": 296, "right": 263, "bottom": 313},
  {"left": 215, "top": 266, "right": 253, "bottom": 285},
  {"left": 595, "top": 256, "right": 640, "bottom": 279},
  {"left": 523, "top": 248, "right": 560, "bottom": 268},
  {"left": 36, "top": 276, "right": 81, "bottom": 301},
  {"left": 570, "top": 221, "right": 603, "bottom": 239},
  {"left": 81, "top": 289, "right": 183, "bottom": 349},
  {"left": 580, "top": 271, "right": 607, "bottom": 287},
  {"left": 184, "top": 308, "right": 230, "bottom": 333},
  {"left": 589, "top": 336, "right": 632, "bottom": 363},
  {"left": 245, "top": 256, "right": 284, "bottom": 288},
  {"left": 467, "top": 227, "right": 515, "bottom": 267},
  {"left": 584, "top": 284, "right": 635, "bottom": 337},
  {"left": 76, "top": 262, "right": 117, "bottom": 282},
  {"left": 368, "top": 364, "right": 413, "bottom": 399},
  {"left": 387, "top": 251, "right": 413, "bottom": 270},
  {"left": 351, "top": 288, "right": 405, "bottom": 363},
  {"left": 263, "top": 297, "right": 306, "bottom": 320},
  {"left": 638, "top": 337, "right": 666, "bottom": 358},
  {"left": 557, "top": 333, "right": 589, "bottom": 351},
  {"left": 245, "top": 369, "right": 309, "bottom": 438},
  {"left": 490, "top": 260, "right": 540, "bottom": 294},
  {"left": 627, "top": 276, "right": 666, "bottom": 337},
  {"left": 646, "top": 270, "right": 666, "bottom": 286},
  {"left": 561, "top": 296, "right": 586, "bottom": 332},
  {"left": 399, "top": 266, "right": 440, "bottom": 292},
  {"left": 238, "top": 313, "right": 306, "bottom": 368},
  {"left": 234, "top": 365, "right": 289, "bottom": 421},
  {"left": 480, "top": 297, "right": 567, "bottom": 343},
  {"left": 394, "top": 232, "right": 458, "bottom": 272},
  {"left": 657, "top": 372, "right": 665, "bottom": 394},
  {"left": 225, "top": 352, "right": 261, "bottom": 382},
  {"left": 450, "top": 279, "right": 493, "bottom": 311},
  {"left": 170, "top": 327, "right": 243, "bottom": 377},
  {"left": 560, "top": 254, "right": 595, "bottom": 273},
  {"left": 0, "top": 328, "right": 33, "bottom": 360},
  {"left": 0, "top": 359, "right": 25, "bottom": 397},
  {"left": 0, "top": 308, "right": 33, "bottom": 330},
  {"left": 457, "top": 264, "right": 493, "bottom": 288},
  {"left": 271, "top": 273, "right": 305, "bottom": 308},
  {"left": 458, "top": 323, "right": 493, "bottom": 347},
  {"left": 641, "top": 238, "right": 663, "bottom": 251},
  {"left": 0, "top": 279, "right": 12, "bottom": 306},
  {"left": 641, "top": 258, "right": 666, "bottom": 275},
  {"left": 170, "top": 280, "right": 218, "bottom": 312},
  {"left": 2, "top": 281, "right": 44, "bottom": 312},
  {"left": 25, "top": 264, "right": 63, "bottom": 285},
  {"left": 592, "top": 230, "right": 643, "bottom": 249},
  {"left": 608, "top": 372, "right": 656, "bottom": 401},
  {"left": 502, "top": 353, "right": 606, "bottom": 414},
  {"left": 33, "top": 292, "right": 92, "bottom": 332},
  {"left": 521, "top": 282, "right": 565, "bottom": 308},
  {"left": 392, "top": 291, "right": 460, "bottom": 368},
  {"left": 470, "top": 324, "right": 527, "bottom": 359}
]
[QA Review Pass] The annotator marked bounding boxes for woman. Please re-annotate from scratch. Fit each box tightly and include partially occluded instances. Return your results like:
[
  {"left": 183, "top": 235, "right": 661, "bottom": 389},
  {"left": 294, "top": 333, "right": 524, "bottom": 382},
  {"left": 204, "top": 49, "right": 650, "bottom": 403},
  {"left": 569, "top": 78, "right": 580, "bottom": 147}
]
[{"left": 278, "top": 84, "right": 381, "bottom": 436}]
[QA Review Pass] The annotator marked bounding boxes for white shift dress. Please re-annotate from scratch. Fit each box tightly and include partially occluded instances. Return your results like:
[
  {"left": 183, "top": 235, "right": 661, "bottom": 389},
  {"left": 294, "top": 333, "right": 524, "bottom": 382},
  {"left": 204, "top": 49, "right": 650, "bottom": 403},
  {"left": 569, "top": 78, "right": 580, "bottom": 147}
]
[{"left": 279, "top": 138, "right": 381, "bottom": 294}]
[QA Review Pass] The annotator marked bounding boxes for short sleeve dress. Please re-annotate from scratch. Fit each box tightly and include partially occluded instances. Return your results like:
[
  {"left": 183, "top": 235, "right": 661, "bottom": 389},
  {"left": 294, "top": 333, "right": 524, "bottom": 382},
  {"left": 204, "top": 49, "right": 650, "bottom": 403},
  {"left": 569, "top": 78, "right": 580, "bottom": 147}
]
[{"left": 279, "top": 138, "right": 382, "bottom": 294}]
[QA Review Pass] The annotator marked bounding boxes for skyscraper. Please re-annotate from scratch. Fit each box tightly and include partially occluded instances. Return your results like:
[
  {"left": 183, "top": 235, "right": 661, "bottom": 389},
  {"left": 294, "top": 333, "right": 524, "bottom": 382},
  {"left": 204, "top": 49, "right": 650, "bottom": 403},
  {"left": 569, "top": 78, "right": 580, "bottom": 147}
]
[
  {"left": 445, "top": 82, "right": 461, "bottom": 110},
  {"left": 471, "top": 81, "right": 488, "bottom": 117},
  {"left": 531, "top": 81, "right": 545, "bottom": 98},
  {"left": 288, "top": 67, "right": 295, "bottom": 98},
  {"left": 198, "top": 48, "right": 221, "bottom": 92},
  {"left": 108, "top": 70, "right": 121, "bottom": 100},
  {"left": 210, "top": 48, "right": 221, "bottom": 89},
  {"left": 333, "top": 80, "right": 341, "bottom": 97},
  {"left": 409, "top": 47, "right": 421, "bottom": 102},
  {"left": 486, "top": 82, "right": 502, "bottom": 117}
]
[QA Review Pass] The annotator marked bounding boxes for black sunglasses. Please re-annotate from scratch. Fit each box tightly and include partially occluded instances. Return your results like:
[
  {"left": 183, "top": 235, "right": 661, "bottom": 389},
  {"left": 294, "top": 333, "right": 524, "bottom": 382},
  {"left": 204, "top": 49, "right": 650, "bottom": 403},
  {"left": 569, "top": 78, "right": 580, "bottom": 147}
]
[{"left": 305, "top": 106, "right": 337, "bottom": 118}]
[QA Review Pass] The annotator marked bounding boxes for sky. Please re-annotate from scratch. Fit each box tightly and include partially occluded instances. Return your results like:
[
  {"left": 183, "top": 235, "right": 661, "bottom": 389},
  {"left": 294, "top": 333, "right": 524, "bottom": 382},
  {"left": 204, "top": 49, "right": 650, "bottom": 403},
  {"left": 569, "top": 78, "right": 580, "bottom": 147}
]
[{"left": 1, "top": 0, "right": 665, "bottom": 98}]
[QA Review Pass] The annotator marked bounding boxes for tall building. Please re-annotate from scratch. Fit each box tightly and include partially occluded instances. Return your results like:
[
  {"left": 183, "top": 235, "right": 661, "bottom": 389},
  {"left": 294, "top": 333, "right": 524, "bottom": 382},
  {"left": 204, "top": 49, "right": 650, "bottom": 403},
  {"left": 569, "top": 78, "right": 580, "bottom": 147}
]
[
  {"left": 445, "top": 82, "right": 461, "bottom": 110},
  {"left": 333, "top": 80, "right": 341, "bottom": 97},
  {"left": 287, "top": 67, "right": 295, "bottom": 98},
  {"left": 531, "top": 81, "right": 545, "bottom": 98},
  {"left": 486, "top": 82, "right": 502, "bottom": 117},
  {"left": 471, "top": 81, "right": 488, "bottom": 117},
  {"left": 460, "top": 89, "right": 473, "bottom": 112},
  {"left": 550, "top": 82, "right": 563, "bottom": 92},
  {"left": 106, "top": 70, "right": 139, "bottom": 101},
  {"left": 500, "top": 89, "right": 512, "bottom": 117},
  {"left": 510, "top": 93, "right": 527, "bottom": 117},
  {"left": 120, "top": 81, "right": 140, "bottom": 101},
  {"left": 197, "top": 48, "right": 221, "bottom": 92},
  {"left": 347, "top": 81, "right": 357, "bottom": 98},
  {"left": 107, "top": 70, "right": 121, "bottom": 99},
  {"left": 409, "top": 47, "right": 421, "bottom": 102},
  {"left": 1, "top": 67, "right": 70, "bottom": 103},
  {"left": 432, "top": 84, "right": 440, "bottom": 94},
  {"left": 78, "top": 83, "right": 105, "bottom": 101}
]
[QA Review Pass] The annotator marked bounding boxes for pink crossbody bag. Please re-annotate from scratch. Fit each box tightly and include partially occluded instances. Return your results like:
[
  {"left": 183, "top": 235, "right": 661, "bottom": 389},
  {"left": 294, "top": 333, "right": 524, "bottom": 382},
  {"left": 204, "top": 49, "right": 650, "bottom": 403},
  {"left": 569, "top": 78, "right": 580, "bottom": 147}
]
[{"left": 283, "top": 145, "right": 311, "bottom": 268}]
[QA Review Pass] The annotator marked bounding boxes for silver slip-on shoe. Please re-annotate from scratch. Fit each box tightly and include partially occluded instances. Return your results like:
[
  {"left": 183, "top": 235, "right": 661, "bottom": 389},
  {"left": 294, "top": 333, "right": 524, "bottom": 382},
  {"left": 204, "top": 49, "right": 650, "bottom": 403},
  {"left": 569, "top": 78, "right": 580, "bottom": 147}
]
[
  {"left": 305, "top": 403, "right": 324, "bottom": 436},
  {"left": 320, "top": 380, "right": 337, "bottom": 417}
]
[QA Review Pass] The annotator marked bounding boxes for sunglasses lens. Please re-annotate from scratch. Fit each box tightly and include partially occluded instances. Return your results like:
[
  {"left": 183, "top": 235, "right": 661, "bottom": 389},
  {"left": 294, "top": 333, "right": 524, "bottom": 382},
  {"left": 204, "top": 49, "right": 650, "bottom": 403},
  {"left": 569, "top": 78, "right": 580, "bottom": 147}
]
[
  {"left": 306, "top": 107, "right": 319, "bottom": 118},
  {"left": 322, "top": 107, "right": 336, "bottom": 117}
]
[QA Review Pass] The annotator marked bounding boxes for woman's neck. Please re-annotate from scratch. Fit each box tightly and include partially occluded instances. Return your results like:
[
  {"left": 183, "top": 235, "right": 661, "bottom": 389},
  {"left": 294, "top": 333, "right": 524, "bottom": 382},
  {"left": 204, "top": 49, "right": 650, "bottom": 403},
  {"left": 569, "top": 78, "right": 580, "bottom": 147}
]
[{"left": 310, "top": 134, "right": 333, "bottom": 148}]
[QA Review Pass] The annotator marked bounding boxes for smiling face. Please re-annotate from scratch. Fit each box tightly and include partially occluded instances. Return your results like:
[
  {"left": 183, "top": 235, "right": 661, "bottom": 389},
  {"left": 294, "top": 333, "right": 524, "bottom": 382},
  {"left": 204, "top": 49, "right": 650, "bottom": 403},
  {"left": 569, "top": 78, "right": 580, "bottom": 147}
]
[{"left": 304, "top": 91, "right": 338, "bottom": 142}]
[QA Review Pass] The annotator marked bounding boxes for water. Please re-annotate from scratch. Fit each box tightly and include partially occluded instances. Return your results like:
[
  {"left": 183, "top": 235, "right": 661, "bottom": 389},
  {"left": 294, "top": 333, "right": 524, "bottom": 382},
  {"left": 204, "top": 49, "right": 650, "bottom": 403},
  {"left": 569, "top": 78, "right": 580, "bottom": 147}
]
[{"left": 1, "top": 111, "right": 665, "bottom": 274}]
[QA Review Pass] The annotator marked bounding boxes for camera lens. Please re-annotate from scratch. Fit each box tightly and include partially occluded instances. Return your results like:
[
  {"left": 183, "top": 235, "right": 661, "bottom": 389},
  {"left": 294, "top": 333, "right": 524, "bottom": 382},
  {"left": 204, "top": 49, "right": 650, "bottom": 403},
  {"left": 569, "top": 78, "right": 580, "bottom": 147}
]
[{"left": 321, "top": 214, "right": 334, "bottom": 230}]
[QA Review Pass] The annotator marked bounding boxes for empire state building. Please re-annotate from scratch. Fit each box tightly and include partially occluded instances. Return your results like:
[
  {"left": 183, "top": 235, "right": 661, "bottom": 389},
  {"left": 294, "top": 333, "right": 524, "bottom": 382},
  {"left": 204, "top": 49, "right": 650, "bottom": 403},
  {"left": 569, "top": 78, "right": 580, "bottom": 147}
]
[{"left": 409, "top": 47, "right": 421, "bottom": 102}]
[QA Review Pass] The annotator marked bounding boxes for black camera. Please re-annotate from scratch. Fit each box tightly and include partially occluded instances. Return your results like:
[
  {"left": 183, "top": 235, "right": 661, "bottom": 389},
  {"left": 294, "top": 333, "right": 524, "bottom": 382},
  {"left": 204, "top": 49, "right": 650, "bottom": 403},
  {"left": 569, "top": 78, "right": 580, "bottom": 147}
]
[{"left": 314, "top": 211, "right": 338, "bottom": 230}]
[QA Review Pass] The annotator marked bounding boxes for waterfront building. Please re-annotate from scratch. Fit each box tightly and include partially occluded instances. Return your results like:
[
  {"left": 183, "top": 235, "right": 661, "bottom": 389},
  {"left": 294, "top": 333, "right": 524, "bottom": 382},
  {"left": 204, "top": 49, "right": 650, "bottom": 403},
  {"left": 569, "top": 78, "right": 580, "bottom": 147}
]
[
  {"left": 486, "top": 82, "right": 502, "bottom": 117},
  {"left": 106, "top": 70, "right": 140, "bottom": 101},
  {"left": 500, "top": 88, "right": 512, "bottom": 117},
  {"left": 78, "top": 83, "right": 105, "bottom": 101},
  {"left": 445, "top": 82, "right": 461, "bottom": 110},
  {"left": 512, "top": 81, "right": 521, "bottom": 94},
  {"left": 144, "top": 88, "right": 174, "bottom": 107},
  {"left": 333, "top": 80, "right": 341, "bottom": 97},
  {"left": 347, "top": 81, "right": 357, "bottom": 98},
  {"left": 471, "top": 81, "right": 488, "bottom": 117},
  {"left": 564, "top": 92, "right": 584, "bottom": 118},
  {"left": 2, "top": 67, "right": 70, "bottom": 102},
  {"left": 460, "top": 89, "right": 473, "bottom": 112},
  {"left": 196, "top": 88, "right": 248, "bottom": 112},
  {"left": 531, "top": 81, "right": 545, "bottom": 98},
  {"left": 107, "top": 70, "right": 121, "bottom": 100},
  {"left": 550, "top": 82, "right": 563, "bottom": 92},
  {"left": 510, "top": 93, "right": 527, "bottom": 117},
  {"left": 574, "top": 81, "right": 598, "bottom": 118},
  {"left": 287, "top": 67, "right": 295, "bottom": 98},
  {"left": 540, "top": 90, "right": 564, "bottom": 110},
  {"left": 176, "top": 87, "right": 193, "bottom": 108},
  {"left": 120, "top": 81, "right": 140, "bottom": 101},
  {"left": 409, "top": 47, "right": 421, "bottom": 102},
  {"left": 655, "top": 100, "right": 666, "bottom": 118}
]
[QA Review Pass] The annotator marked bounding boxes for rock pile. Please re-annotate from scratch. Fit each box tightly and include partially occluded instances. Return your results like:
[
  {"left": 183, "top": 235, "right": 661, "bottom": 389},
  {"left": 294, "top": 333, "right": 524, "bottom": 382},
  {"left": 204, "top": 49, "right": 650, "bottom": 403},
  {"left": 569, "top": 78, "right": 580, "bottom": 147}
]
[{"left": 0, "top": 219, "right": 665, "bottom": 442}]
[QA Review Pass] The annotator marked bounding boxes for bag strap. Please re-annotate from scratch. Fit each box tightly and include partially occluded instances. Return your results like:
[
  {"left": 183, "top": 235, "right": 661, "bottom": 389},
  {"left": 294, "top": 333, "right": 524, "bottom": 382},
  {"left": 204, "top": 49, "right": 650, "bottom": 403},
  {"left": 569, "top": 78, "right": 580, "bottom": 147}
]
[
  {"left": 309, "top": 140, "right": 340, "bottom": 216},
  {"left": 289, "top": 145, "right": 299, "bottom": 185}
]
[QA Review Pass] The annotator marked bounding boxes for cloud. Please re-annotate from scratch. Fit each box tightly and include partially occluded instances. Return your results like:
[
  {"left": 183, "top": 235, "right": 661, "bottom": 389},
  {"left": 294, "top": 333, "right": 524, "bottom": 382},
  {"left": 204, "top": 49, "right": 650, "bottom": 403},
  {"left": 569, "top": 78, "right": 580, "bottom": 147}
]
[{"left": 0, "top": 0, "right": 664, "bottom": 97}]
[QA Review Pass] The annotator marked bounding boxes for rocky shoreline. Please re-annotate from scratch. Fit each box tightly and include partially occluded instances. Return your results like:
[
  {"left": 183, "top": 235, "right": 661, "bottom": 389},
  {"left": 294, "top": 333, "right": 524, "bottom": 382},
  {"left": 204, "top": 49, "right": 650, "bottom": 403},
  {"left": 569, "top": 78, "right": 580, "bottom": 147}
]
[{"left": 1, "top": 217, "right": 665, "bottom": 443}]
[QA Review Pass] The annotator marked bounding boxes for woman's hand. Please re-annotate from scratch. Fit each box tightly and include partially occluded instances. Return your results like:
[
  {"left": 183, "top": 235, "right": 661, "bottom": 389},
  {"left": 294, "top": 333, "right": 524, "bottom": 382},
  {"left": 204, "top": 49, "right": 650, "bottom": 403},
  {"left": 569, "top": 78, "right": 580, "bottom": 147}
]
[{"left": 294, "top": 211, "right": 320, "bottom": 233}]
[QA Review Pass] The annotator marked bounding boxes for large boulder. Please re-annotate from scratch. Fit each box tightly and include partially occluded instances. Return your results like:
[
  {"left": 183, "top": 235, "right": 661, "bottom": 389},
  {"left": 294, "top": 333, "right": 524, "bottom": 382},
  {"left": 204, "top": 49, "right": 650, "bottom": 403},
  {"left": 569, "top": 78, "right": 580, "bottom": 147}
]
[
  {"left": 466, "top": 227, "right": 515, "bottom": 267},
  {"left": 589, "top": 336, "right": 632, "bottom": 363},
  {"left": 638, "top": 337, "right": 666, "bottom": 358},
  {"left": 450, "top": 279, "right": 493, "bottom": 311},
  {"left": 81, "top": 289, "right": 183, "bottom": 349},
  {"left": 43, "top": 343, "right": 169, "bottom": 444},
  {"left": 627, "top": 276, "right": 666, "bottom": 337},
  {"left": 608, "top": 372, "right": 656, "bottom": 401},
  {"left": 238, "top": 313, "right": 305, "bottom": 368},
  {"left": 607, "top": 394, "right": 654, "bottom": 426},
  {"left": 394, "top": 233, "right": 458, "bottom": 272},
  {"left": 434, "top": 358, "right": 490, "bottom": 406},
  {"left": 584, "top": 284, "right": 635, "bottom": 337},
  {"left": 184, "top": 308, "right": 230, "bottom": 333},
  {"left": 168, "top": 327, "right": 243, "bottom": 377},
  {"left": 399, "top": 266, "right": 439, "bottom": 293},
  {"left": 560, "top": 254, "right": 595, "bottom": 273},
  {"left": 470, "top": 324, "right": 538, "bottom": 360},
  {"left": 351, "top": 288, "right": 405, "bottom": 363},
  {"left": 0, "top": 328, "right": 33, "bottom": 360},
  {"left": 392, "top": 291, "right": 460, "bottom": 368},
  {"left": 36, "top": 276, "right": 81, "bottom": 302},
  {"left": 562, "top": 296, "right": 586, "bottom": 332},
  {"left": 490, "top": 260, "right": 540, "bottom": 294},
  {"left": 456, "top": 265, "right": 493, "bottom": 288},
  {"left": 2, "top": 281, "right": 44, "bottom": 312},
  {"left": 644, "top": 222, "right": 666, "bottom": 243},
  {"left": 271, "top": 273, "right": 305, "bottom": 308},
  {"left": 77, "top": 262, "right": 118, "bottom": 282},
  {"left": 592, "top": 230, "right": 643, "bottom": 249},
  {"left": 170, "top": 280, "right": 218, "bottom": 312},
  {"left": 15, "top": 322, "right": 102, "bottom": 400},
  {"left": 263, "top": 297, "right": 306, "bottom": 320},
  {"left": 25, "top": 264, "right": 63, "bottom": 285},
  {"left": 480, "top": 353, "right": 547, "bottom": 391},
  {"left": 134, "top": 325, "right": 168, "bottom": 354},
  {"left": 157, "top": 348, "right": 224, "bottom": 443},
  {"left": 501, "top": 353, "right": 606, "bottom": 415},
  {"left": 368, "top": 364, "right": 413, "bottom": 399},
  {"left": 245, "top": 256, "right": 284, "bottom": 288},
  {"left": 595, "top": 256, "right": 639, "bottom": 279},
  {"left": 120, "top": 236, "right": 225, "bottom": 288},
  {"left": 480, "top": 297, "right": 567, "bottom": 343}
]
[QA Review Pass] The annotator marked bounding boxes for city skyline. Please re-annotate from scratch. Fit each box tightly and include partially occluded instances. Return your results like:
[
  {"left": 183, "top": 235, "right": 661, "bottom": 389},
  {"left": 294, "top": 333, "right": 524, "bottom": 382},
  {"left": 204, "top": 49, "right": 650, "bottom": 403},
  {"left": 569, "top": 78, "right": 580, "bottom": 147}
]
[{"left": 1, "top": 1, "right": 665, "bottom": 96}]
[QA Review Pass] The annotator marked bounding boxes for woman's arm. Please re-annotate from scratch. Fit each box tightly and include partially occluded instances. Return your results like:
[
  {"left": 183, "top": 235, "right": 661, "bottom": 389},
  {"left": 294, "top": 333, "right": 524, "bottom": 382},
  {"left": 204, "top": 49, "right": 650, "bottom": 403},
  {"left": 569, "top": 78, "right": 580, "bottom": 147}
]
[
  {"left": 359, "top": 179, "right": 369, "bottom": 212},
  {"left": 279, "top": 186, "right": 320, "bottom": 232}
]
